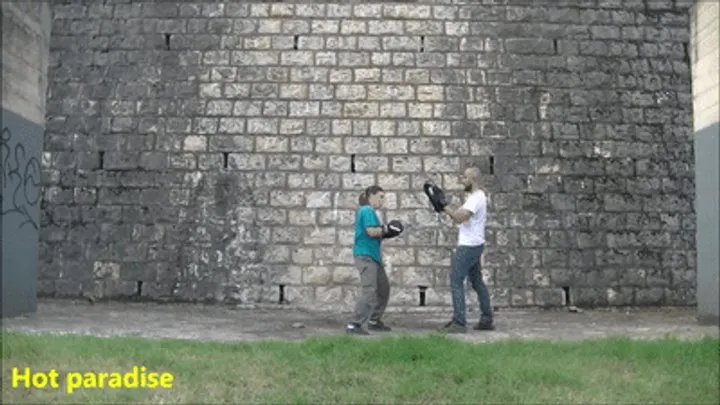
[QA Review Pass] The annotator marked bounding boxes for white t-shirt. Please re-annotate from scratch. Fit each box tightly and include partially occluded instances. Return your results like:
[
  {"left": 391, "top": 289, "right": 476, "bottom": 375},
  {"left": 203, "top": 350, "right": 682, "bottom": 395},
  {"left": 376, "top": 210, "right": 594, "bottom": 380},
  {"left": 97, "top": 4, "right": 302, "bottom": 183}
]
[{"left": 457, "top": 190, "right": 487, "bottom": 246}]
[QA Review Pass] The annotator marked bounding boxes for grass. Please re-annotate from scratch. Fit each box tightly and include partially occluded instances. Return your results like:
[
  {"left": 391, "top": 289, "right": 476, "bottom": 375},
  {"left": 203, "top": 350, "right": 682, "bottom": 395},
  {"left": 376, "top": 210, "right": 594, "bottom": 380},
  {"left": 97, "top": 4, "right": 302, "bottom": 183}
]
[{"left": 2, "top": 332, "right": 718, "bottom": 404}]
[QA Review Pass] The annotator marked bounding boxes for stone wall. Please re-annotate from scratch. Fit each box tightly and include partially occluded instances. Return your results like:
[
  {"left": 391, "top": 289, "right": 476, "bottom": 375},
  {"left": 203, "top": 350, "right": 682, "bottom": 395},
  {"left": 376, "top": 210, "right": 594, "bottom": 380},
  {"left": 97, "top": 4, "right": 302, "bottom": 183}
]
[
  {"left": 2, "top": 1, "right": 53, "bottom": 317},
  {"left": 41, "top": 0, "right": 696, "bottom": 310},
  {"left": 690, "top": 0, "right": 719, "bottom": 324}
]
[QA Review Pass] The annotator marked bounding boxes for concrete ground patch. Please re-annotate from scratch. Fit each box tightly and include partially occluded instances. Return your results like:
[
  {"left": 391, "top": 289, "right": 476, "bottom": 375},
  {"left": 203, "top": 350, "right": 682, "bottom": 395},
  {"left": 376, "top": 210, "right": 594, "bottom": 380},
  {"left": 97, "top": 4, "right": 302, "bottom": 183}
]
[{"left": 2, "top": 299, "right": 718, "bottom": 343}]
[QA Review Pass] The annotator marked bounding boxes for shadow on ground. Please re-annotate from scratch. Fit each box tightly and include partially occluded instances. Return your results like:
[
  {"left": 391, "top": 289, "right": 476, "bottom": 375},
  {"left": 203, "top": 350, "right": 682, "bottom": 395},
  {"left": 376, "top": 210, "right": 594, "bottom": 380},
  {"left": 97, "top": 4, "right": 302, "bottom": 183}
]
[{"left": 2, "top": 299, "right": 718, "bottom": 343}]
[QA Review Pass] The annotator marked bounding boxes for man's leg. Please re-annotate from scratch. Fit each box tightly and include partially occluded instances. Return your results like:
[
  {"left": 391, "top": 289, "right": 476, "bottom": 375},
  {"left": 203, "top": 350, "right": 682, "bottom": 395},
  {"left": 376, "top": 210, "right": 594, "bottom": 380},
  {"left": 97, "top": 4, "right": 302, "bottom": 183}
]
[
  {"left": 347, "top": 257, "right": 379, "bottom": 334},
  {"left": 368, "top": 262, "right": 391, "bottom": 331},
  {"left": 467, "top": 245, "right": 494, "bottom": 329},
  {"left": 441, "top": 247, "right": 471, "bottom": 333}
]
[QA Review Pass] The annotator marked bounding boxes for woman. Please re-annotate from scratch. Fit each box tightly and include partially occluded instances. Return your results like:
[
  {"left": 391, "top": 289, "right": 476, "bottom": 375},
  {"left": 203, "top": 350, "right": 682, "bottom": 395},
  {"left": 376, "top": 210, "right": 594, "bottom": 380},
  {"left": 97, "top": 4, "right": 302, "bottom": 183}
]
[{"left": 345, "top": 185, "right": 403, "bottom": 335}]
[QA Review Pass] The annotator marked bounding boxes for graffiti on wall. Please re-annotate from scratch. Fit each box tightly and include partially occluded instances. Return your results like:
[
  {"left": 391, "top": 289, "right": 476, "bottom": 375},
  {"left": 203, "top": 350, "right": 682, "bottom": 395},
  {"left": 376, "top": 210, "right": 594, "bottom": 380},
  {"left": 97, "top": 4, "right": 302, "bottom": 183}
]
[{"left": 1, "top": 126, "right": 41, "bottom": 230}]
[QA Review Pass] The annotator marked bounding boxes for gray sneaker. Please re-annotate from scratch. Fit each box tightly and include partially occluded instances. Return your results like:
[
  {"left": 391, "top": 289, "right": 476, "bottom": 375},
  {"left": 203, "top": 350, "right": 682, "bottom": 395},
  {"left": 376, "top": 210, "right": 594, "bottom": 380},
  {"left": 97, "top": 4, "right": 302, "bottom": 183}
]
[
  {"left": 346, "top": 323, "right": 369, "bottom": 335},
  {"left": 438, "top": 320, "right": 467, "bottom": 334},
  {"left": 368, "top": 320, "right": 392, "bottom": 332}
]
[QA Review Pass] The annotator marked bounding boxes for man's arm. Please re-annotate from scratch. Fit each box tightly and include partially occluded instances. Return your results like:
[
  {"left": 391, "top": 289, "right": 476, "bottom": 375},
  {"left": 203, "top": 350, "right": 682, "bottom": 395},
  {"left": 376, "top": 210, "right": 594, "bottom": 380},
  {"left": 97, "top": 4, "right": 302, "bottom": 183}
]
[
  {"left": 443, "top": 192, "right": 483, "bottom": 225},
  {"left": 442, "top": 205, "right": 473, "bottom": 225}
]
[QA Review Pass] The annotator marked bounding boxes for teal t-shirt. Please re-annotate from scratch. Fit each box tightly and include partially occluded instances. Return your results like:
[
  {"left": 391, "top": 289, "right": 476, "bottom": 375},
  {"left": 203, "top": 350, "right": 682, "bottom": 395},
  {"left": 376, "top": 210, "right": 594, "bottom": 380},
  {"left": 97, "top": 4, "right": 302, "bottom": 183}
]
[{"left": 353, "top": 205, "right": 382, "bottom": 263}]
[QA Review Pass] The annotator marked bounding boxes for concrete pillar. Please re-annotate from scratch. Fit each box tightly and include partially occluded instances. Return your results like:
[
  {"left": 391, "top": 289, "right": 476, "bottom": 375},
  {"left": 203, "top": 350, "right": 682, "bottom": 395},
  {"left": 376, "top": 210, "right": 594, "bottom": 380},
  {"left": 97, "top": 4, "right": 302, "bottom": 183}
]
[
  {"left": 1, "top": 2, "right": 52, "bottom": 317},
  {"left": 690, "top": 1, "right": 720, "bottom": 325}
]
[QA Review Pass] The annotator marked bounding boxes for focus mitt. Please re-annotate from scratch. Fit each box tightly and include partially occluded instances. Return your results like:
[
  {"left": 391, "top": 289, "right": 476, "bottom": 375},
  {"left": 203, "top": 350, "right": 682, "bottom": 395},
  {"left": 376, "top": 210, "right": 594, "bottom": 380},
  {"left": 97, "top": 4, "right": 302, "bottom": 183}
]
[
  {"left": 382, "top": 220, "right": 404, "bottom": 239},
  {"left": 423, "top": 181, "right": 448, "bottom": 213}
]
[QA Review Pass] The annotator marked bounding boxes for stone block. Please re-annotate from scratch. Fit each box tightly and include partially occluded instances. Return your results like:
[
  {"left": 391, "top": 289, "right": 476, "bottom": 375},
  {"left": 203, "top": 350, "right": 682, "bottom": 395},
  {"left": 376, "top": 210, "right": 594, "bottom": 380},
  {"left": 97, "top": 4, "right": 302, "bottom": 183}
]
[
  {"left": 102, "top": 280, "right": 138, "bottom": 298},
  {"left": 265, "top": 245, "right": 290, "bottom": 264},
  {"left": 389, "top": 288, "right": 417, "bottom": 307},
  {"left": 570, "top": 288, "right": 608, "bottom": 307},
  {"left": 333, "top": 266, "right": 359, "bottom": 285},
  {"left": 287, "top": 173, "right": 315, "bottom": 189},
  {"left": 417, "top": 248, "right": 452, "bottom": 267},
  {"left": 634, "top": 287, "right": 665, "bottom": 306},
  {"left": 490, "top": 288, "right": 511, "bottom": 307},
  {"left": 285, "top": 286, "right": 314, "bottom": 306},
  {"left": 93, "top": 262, "right": 120, "bottom": 280},
  {"left": 283, "top": 210, "right": 318, "bottom": 226},
  {"left": 303, "top": 228, "right": 336, "bottom": 246},
  {"left": 510, "top": 288, "right": 535, "bottom": 307},
  {"left": 664, "top": 287, "right": 696, "bottom": 306},
  {"left": 402, "top": 267, "right": 435, "bottom": 287},
  {"left": 426, "top": 287, "right": 451, "bottom": 306},
  {"left": 384, "top": 247, "right": 416, "bottom": 267},
  {"left": 273, "top": 265, "right": 303, "bottom": 285},
  {"left": 291, "top": 248, "right": 313, "bottom": 265},
  {"left": 314, "top": 286, "right": 344, "bottom": 305},
  {"left": 337, "top": 229, "right": 354, "bottom": 246},
  {"left": 605, "top": 287, "right": 634, "bottom": 306},
  {"left": 534, "top": 288, "right": 566, "bottom": 307},
  {"left": 317, "top": 209, "right": 354, "bottom": 226},
  {"left": 376, "top": 264, "right": 398, "bottom": 286}
]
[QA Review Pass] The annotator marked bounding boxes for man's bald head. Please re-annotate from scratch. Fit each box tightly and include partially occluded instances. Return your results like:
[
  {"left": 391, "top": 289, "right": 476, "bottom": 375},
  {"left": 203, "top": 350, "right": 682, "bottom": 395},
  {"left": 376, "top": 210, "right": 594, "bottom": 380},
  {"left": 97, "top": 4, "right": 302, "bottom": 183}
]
[
  {"left": 461, "top": 166, "right": 482, "bottom": 192},
  {"left": 464, "top": 167, "right": 481, "bottom": 182}
]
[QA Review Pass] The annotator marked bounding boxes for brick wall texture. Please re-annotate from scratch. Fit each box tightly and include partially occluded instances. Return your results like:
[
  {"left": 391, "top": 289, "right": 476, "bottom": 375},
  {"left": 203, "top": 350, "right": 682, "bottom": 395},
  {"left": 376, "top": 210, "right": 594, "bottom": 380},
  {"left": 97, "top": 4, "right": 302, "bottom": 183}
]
[{"left": 41, "top": 0, "right": 697, "bottom": 310}]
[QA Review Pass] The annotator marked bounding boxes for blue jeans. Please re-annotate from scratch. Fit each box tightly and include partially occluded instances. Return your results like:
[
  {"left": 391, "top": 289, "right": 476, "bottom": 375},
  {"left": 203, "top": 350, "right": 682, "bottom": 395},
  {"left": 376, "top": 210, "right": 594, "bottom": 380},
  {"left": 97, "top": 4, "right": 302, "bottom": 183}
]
[{"left": 450, "top": 245, "right": 493, "bottom": 326}]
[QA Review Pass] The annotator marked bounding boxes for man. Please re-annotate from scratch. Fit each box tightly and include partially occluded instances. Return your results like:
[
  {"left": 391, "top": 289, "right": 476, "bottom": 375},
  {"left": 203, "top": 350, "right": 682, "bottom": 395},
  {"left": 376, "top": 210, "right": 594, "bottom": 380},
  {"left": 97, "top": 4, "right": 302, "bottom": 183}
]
[
  {"left": 438, "top": 167, "right": 495, "bottom": 333},
  {"left": 346, "top": 185, "right": 403, "bottom": 335}
]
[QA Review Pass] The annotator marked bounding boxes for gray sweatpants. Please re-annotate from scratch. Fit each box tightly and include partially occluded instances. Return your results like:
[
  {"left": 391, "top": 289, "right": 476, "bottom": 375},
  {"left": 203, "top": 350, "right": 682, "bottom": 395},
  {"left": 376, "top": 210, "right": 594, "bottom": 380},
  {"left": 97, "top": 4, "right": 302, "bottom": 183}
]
[{"left": 349, "top": 256, "right": 390, "bottom": 325}]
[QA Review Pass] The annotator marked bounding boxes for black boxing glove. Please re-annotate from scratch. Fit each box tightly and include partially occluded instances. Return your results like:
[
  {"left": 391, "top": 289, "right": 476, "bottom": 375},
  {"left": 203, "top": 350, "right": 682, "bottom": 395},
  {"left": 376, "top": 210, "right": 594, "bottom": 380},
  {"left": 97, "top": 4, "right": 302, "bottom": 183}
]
[
  {"left": 423, "top": 181, "right": 449, "bottom": 213},
  {"left": 382, "top": 220, "right": 404, "bottom": 239}
]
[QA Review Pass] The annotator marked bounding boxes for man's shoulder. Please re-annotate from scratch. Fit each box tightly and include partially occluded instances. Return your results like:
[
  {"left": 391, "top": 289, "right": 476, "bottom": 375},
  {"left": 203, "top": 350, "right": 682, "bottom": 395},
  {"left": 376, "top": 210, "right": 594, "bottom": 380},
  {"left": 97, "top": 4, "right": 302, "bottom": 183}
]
[{"left": 466, "top": 189, "right": 486, "bottom": 203}]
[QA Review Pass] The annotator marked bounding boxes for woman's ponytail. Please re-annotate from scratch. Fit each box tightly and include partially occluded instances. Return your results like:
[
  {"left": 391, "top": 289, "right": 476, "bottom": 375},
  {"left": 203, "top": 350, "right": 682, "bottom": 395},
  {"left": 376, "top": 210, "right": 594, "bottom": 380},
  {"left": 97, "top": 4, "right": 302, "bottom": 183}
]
[{"left": 358, "top": 191, "right": 368, "bottom": 206}]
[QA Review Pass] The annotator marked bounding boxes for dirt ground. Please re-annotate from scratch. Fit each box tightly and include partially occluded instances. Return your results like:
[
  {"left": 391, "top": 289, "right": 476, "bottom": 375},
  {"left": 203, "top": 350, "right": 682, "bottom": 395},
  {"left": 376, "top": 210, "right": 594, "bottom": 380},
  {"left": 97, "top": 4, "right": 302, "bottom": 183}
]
[{"left": 2, "top": 298, "right": 718, "bottom": 343}]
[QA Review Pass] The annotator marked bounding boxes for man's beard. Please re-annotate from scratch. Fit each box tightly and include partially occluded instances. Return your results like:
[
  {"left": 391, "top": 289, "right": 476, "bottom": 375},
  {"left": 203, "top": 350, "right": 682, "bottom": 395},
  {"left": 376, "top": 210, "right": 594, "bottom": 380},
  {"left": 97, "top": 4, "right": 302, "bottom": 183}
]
[{"left": 464, "top": 184, "right": 472, "bottom": 192}]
